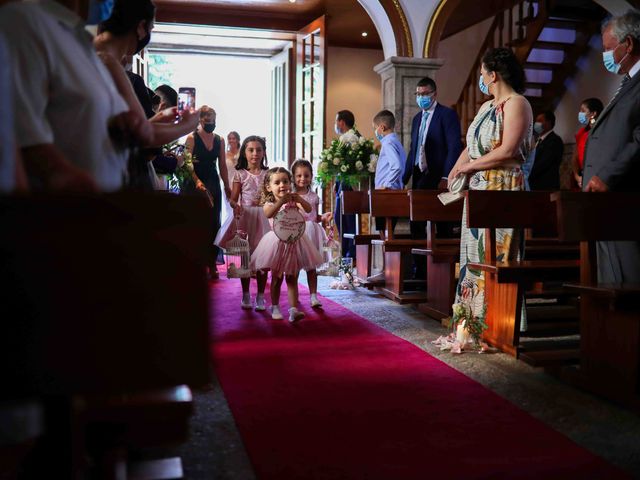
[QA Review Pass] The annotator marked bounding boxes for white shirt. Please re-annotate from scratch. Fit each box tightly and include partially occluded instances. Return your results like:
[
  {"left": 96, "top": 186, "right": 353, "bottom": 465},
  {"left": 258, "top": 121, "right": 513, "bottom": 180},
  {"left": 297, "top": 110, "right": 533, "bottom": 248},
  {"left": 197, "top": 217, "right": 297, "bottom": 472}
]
[
  {"left": 0, "top": 1, "right": 129, "bottom": 191},
  {"left": 628, "top": 58, "right": 640, "bottom": 78}
]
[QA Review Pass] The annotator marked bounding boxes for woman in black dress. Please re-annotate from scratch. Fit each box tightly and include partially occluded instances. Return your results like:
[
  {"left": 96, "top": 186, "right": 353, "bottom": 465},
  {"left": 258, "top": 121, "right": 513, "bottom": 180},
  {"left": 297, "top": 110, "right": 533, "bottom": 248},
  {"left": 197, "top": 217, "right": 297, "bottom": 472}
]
[{"left": 185, "top": 106, "right": 232, "bottom": 279}]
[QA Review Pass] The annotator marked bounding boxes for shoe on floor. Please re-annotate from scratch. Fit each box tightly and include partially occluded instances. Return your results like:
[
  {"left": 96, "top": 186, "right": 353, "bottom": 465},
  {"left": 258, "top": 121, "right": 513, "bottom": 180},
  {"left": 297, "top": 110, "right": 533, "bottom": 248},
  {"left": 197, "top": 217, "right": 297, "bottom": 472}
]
[
  {"left": 255, "top": 295, "right": 266, "bottom": 311},
  {"left": 241, "top": 294, "right": 252, "bottom": 310},
  {"left": 288, "top": 307, "right": 305, "bottom": 322},
  {"left": 310, "top": 294, "right": 322, "bottom": 308},
  {"left": 271, "top": 305, "right": 283, "bottom": 320}
]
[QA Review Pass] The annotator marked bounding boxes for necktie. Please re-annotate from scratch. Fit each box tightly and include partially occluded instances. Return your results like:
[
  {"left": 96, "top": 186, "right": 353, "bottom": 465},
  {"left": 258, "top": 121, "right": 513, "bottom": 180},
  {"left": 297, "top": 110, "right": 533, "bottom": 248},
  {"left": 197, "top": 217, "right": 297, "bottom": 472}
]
[
  {"left": 609, "top": 74, "right": 631, "bottom": 106},
  {"left": 416, "top": 110, "right": 430, "bottom": 172}
]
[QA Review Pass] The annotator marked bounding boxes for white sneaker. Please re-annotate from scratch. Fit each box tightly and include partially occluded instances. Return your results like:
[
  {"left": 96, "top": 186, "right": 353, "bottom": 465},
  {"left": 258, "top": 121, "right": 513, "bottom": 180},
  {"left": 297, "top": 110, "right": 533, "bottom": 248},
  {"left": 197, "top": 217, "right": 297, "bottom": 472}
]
[
  {"left": 241, "top": 293, "right": 252, "bottom": 310},
  {"left": 255, "top": 295, "right": 266, "bottom": 311},
  {"left": 310, "top": 294, "right": 322, "bottom": 308},
  {"left": 271, "top": 305, "right": 283, "bottom": 320},
  {"left": 288, "top": 307, "right": 305, "bottom": 322}
]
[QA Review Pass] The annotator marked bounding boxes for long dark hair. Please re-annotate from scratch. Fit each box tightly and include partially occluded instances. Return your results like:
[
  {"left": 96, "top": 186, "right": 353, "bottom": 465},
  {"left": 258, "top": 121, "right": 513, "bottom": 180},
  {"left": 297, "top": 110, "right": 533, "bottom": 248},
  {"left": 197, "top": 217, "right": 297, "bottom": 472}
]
[
  {"left": 260, "top": 167, "right": 291, "bottom": 205},
  {"left": 482, "top": 47, "right": 525, "bottom": 94},
  {"left": 236, "top": 136, "right": 268, "bottom": 171}
]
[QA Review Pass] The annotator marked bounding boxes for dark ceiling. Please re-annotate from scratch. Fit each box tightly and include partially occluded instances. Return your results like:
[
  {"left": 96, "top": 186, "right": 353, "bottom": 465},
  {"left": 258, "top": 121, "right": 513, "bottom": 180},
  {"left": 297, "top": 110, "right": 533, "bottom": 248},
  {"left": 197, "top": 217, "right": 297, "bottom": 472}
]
[{"left": 155, "top": 0, "right": 382, "bottom": 49}]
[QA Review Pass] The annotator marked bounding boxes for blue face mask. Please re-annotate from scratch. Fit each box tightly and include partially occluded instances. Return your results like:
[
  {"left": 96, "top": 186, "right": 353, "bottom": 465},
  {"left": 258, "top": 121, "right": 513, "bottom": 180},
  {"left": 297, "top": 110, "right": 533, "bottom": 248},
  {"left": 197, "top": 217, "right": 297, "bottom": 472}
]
[
  {"left": 87, "top": 0, "right": 114, "bottom": 25},
  {"left": 478, "top": 75, "right": 491, "bottom": 95},
  {"left": 416, "top": 95, "right": 433, "bottom": 110},
  {"left": 603, "top": 44, "right": 628, "bottom": 74},
  {"left": 334, "top": 124, "right": 341, "bottom": 135},
  {"left": 533, "top": 122, "right": 544, "bottom": 135},
  {"left": 374, "top": 127, "right": 384, "bottom": 141},
  {"left": 578, "top": 111, "right": 588, "bottom": 125}
]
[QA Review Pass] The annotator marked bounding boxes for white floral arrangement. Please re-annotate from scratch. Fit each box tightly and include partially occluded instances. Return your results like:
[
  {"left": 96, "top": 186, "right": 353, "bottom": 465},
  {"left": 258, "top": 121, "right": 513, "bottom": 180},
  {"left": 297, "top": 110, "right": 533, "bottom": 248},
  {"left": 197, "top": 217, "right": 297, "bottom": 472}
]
[{"left": 317, "top": 130, "right": 379, "bottom": 188}]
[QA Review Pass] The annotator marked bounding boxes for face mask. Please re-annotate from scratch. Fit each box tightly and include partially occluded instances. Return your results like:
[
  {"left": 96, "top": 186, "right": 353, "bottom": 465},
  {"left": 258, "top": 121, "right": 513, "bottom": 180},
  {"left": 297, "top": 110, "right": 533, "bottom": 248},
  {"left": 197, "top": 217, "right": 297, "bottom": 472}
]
[
  {"left": 203, "top": 122, "right": 216, "bottom": 133},
  {"left": 86, "top": 0, "right": 114, "bottom": 25},
  {"left": 478, "top": 75, "right": 492, "bottom": 95},
  {"left": 533, "top": 122, "right": 544, "bottom": 135},
  {"left": 374, "top": 127, "right": 384, "bottom": 141},
  {"left": 602, "top": 44, "right": 628, "bottom": 74},
  {"left": 416, "top": 95, "right": 433, "bottom": 110},
  {"left": 334, "top": 124, "right": 341, "bottom": 135},
  {"left": 135, "top": 29, "right": 151, "bottom": 55},
  {"left": 578, "top": 111, "right": 588, "bottom": 125}
]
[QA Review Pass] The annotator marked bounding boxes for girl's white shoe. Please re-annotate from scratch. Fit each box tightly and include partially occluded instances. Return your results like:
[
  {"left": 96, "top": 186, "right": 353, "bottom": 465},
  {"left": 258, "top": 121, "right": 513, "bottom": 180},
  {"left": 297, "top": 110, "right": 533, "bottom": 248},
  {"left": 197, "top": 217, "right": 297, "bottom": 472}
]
[
  {"left": 310, "top": 293, "right": 322, "bottom": 308},
  {"left": 255, "top": 294, "right": 266, "bottom": 311},
  {"left": 271, "top": 305, "right": 284, "bottom": 320},
  {"left": 241, "top": 293, "right": 252, "bottom": 309},
  {"left": 288, "top": 307, "right": 305, "bottom": 322}
]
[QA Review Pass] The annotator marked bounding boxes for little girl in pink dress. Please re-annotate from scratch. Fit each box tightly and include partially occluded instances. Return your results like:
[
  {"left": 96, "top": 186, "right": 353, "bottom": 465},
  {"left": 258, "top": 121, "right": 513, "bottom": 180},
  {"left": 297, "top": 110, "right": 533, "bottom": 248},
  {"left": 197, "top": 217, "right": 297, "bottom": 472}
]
[
  {"left": 251, "top": 167, "right": 323, "bottom": 322},
  {"left": 291, "top": 159, "right": 332, "bottom": 308},
  {"left": 216, "top": 136, "right": 271, "bottom": 310}
]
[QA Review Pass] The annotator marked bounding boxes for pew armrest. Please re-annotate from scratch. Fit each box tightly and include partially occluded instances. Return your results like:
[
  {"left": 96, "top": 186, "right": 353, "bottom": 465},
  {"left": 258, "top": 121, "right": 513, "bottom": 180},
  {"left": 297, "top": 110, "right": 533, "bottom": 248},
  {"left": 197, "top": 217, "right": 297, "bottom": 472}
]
[
  {"left": 344, "top": 234, "right": 380, "bottom": 245},
  {"left": 468, "top": 260, "right": 579, "bottom": 283}
]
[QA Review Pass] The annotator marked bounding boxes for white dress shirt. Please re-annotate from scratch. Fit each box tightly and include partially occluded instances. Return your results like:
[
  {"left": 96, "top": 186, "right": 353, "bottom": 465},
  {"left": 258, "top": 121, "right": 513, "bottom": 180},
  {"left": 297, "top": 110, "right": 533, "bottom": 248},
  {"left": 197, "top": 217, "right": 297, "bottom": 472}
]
[{"left": 0, "top": 1, "right": 129, "bottom": 191}]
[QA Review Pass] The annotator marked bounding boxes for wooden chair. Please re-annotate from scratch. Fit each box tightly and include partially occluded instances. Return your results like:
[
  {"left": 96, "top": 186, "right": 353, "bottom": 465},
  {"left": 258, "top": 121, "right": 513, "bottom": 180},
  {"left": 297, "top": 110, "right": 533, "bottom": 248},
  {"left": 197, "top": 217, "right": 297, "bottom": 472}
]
[
  {"left": 465, "top": 190, "right": 580, "bottom": 357},
  {"left": 369, "top": 190, "right": 427, "bottom": 303},
  {"left": 552, "top": 191, "right": 640, "bottom": 406},
  {"left": 0, "top": 193, "right": 212, "bottom": 477},
  {"left": 341, "top": 190, "right": 379, "bottom": 285},
  {"left": 408, "top": 190, "right": 463, "bottom": 319}
]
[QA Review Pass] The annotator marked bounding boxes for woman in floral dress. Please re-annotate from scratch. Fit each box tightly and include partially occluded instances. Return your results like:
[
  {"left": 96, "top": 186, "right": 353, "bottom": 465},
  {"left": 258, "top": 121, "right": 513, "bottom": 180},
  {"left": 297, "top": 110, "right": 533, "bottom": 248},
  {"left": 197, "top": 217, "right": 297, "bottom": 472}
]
[{"left": 448, "top": 47, "right": 533, "bottom": 331}]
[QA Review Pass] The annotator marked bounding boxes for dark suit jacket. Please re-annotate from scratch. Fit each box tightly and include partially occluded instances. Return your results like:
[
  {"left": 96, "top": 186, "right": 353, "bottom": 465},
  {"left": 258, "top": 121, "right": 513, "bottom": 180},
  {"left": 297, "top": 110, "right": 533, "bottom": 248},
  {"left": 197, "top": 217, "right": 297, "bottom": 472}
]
[
  {"left": 583, "top": 71, "right": 640, "bottom": 283},
  {"left": 529, "top": 131, "right": 563, "bottom": 190},
  {"left": 402, "top": 103, "right": 462, "bottom": 188}
]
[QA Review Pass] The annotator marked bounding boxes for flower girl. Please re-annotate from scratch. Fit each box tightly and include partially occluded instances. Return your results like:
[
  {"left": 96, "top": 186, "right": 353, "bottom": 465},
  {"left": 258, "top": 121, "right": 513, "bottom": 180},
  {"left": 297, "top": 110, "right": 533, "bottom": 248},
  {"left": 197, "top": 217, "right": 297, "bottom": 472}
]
[{"left": 251, "top": 167, "right": 323, "bottom": 321}]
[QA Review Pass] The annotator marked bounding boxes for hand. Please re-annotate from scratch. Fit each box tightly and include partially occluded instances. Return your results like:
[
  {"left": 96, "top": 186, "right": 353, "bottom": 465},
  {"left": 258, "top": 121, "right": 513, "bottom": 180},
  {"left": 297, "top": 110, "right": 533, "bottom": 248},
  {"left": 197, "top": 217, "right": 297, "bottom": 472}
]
[
  {"left": 584, "top": 175, "right": 608, "bottom": 192},
  {"left": 437, "top": 178, "right": 448, "bottom": 190},
  {"left": 288, "top": 193, "right": 300, "bottom": 203},
  {"left": 179, "top": 107, "right": 200, "bottom": 131},
  {"left": 573, "top": 173, "right": 583, "bottom": 189},
  {"left": 321, "top": 212, "right": 333, "bottom": 227},
  {"left": 233, "top": 204, "right": 244, "bottom": 217},
  {"left": 195, "top": 180, "right": 206, "bottom": 191},
  {"left": 151, "top": 107, "right": 179, "bottom": 124}
]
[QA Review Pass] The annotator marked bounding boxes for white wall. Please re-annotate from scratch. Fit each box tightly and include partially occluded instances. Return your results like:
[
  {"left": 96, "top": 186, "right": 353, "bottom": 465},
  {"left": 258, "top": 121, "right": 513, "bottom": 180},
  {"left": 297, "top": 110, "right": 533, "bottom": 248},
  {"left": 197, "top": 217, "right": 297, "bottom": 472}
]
[
  {"left": 325, "top": 46, "right": 385, "bottom": 143},
  {"left": 436, "top": 17, "right": 494, "bottom": 108},
  {"left": 554, "top": 34, "right": 621, "bottom": 143}
]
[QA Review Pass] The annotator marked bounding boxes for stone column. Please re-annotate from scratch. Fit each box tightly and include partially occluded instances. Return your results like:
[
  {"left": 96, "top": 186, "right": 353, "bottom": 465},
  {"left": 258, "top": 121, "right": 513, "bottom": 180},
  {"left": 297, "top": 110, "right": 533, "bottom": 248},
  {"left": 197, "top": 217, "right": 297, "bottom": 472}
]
[{"left": 374, "top": 57, "right": 445, "bottom": 153}]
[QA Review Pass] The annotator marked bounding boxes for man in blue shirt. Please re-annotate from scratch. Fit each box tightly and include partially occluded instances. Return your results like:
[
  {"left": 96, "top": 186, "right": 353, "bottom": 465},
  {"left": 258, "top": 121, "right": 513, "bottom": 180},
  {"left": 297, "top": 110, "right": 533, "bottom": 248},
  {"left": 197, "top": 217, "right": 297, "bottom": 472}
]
[{"left": 373, "top": 110, "right": 405, "bottom": 236}]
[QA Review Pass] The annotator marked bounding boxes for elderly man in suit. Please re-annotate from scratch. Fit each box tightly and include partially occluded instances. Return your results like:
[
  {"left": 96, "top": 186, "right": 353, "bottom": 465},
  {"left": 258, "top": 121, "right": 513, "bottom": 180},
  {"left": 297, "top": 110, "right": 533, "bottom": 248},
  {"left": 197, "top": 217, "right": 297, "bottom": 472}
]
[
  {"left": 403, "top": 77, "right": 462, "bottom": 278},
  {"left": 583, "top": 9, "right": 640, "bottom": 284}
]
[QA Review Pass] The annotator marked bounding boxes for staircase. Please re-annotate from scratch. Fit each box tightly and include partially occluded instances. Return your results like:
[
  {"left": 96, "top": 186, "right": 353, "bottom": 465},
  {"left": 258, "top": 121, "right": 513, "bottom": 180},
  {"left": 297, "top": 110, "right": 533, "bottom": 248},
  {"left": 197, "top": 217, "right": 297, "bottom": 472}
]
[{"left": 455, "top": 0, "right": 606, "bottom": 134}]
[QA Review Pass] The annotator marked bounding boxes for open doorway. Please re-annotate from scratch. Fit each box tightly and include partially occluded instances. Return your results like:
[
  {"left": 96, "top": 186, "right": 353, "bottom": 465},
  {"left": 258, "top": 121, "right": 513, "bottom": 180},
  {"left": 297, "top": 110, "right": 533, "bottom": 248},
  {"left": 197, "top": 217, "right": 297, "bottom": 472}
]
[{"left": 146, "top": 24, "right": 296, "bottom": 166}]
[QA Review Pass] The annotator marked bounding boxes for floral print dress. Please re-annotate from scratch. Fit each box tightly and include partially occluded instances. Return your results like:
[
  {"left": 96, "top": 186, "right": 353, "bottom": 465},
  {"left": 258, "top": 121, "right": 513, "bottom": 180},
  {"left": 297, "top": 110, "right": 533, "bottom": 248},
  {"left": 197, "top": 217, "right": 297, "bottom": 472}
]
[{"left": 455, "top": 96, "right": 533, "bottom": 330}]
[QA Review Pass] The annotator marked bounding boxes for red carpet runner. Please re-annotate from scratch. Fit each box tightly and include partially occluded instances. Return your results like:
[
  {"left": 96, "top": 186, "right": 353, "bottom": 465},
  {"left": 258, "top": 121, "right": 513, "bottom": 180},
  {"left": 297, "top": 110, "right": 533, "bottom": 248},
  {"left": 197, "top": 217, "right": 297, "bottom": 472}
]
[{"left": 211, "top": 277, "right": 628, "bottom": 479}]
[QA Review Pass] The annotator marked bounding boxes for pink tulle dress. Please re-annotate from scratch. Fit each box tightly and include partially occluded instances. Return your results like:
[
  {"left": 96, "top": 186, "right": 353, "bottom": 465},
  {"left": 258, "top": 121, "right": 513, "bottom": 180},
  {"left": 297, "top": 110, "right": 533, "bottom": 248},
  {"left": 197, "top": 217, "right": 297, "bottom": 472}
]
[
  {"left": 216, "top": 169, "right": 270, "bottom": 253},
  {"left": 251, "top": 202, "right": 323, "bottom": 277},
  {"left": 299, "top": 189, "right": 327, "bottom": 254}
]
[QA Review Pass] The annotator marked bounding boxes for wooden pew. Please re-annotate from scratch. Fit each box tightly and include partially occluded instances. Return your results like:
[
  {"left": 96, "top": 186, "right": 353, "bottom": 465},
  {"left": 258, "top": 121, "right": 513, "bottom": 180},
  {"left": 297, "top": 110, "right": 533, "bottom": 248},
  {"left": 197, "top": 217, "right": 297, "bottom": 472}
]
[
  {"left": 408, "top": 190, "right": 463, "bottom": 319},
  {"left": 341, "top": 190, "right": 379, "bottom": 285},
  {"left": 0, "top": 193, "right": 212, "bottom": 477},
  {"left": 369, "top": 190, "right": 427, "bottom": 303},
  {"left": 465, "top": 190, "right": 580, "bottom": 357},
  {"left": 552, "top": 191, "right": 640, "bottom": 406}
]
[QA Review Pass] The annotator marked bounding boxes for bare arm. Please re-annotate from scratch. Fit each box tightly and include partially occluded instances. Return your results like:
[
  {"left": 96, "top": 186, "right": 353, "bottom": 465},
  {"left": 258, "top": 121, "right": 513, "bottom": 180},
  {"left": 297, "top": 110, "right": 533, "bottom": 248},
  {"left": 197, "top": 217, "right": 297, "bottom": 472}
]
[
  {"left": 217, "top": 136, "right": 231, "bottom": 197},
  {"left": 458, "top": 96, "right": 532, "bottom": 174},
  {"left": 21, "top": 144, "right": 98, "bottom": 192},
  {"left": 263, "top": 197, "right": 287, "bottom": 218},
  {"left": 292, "top": 193, "right": 312, "bottom": 213},
  {"left": 448, "top": 148, "right": 471, "bottom": 184},
  {"left": 184, "top": 134, "right": 204, "bottom": 190}
]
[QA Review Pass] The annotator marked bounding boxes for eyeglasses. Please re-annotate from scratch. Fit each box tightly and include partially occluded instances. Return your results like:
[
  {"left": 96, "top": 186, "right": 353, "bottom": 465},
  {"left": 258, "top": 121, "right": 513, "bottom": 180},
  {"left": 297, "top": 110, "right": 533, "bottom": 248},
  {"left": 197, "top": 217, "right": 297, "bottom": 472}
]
[{"left": 415, "top": 91, "right": 435, "bottom": 98}]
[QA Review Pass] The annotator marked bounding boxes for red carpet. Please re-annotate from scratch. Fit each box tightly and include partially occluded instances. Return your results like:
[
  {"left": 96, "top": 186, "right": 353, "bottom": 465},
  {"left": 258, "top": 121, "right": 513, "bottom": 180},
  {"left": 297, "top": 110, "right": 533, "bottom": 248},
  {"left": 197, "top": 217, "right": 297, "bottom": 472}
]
[{"left": 211, "top": 277, "right": 628, "bottom": 479}]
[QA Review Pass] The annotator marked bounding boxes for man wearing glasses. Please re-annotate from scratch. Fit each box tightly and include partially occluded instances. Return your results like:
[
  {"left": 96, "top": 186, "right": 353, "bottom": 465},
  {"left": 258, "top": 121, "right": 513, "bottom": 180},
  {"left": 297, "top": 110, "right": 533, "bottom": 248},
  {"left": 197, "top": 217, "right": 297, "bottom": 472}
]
[{"left": 403, "top": 77, "right": 462, "bottom": 278}]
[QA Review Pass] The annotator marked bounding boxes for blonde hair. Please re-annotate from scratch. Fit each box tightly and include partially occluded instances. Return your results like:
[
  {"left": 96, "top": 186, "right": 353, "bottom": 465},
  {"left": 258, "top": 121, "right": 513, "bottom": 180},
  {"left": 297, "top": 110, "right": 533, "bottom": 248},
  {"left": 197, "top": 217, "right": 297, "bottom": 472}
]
[{"left": 260, "top": 167, "right": 291, "bottom": 205}]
